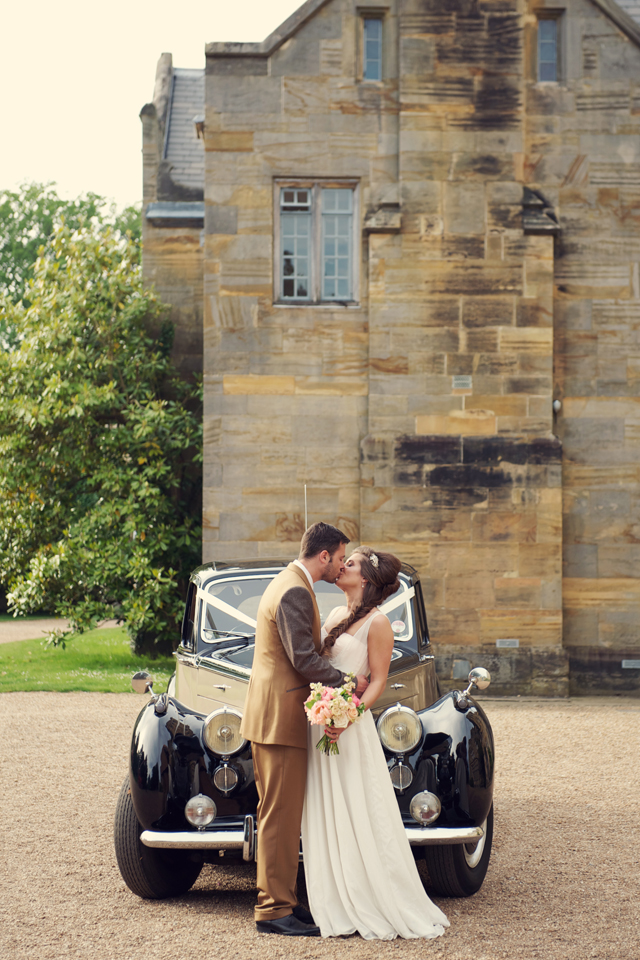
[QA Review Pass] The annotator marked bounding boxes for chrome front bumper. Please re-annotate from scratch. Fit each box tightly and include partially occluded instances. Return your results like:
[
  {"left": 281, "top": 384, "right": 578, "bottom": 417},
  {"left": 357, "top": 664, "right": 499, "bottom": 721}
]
[{"left": 140, "top": 817, "right": 483, "bottom": 856}]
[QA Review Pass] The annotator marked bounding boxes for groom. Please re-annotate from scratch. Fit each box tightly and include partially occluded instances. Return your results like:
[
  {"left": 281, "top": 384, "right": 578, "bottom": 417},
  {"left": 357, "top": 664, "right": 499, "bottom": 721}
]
[{"left": 241, "top": 522, "right": 369, "bottom": 936}]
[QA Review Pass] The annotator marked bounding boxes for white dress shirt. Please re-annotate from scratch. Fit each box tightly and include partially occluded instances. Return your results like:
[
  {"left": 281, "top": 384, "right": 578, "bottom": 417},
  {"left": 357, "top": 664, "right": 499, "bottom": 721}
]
[{"left": 293, "top": 558, "right": 314, "bottom": 588}]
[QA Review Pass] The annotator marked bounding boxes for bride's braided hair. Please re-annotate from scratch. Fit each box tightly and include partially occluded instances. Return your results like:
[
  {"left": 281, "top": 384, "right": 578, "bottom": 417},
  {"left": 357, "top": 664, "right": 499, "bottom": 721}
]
[{"left": 324, "top": 546, "right": 402, "bottom": 648}]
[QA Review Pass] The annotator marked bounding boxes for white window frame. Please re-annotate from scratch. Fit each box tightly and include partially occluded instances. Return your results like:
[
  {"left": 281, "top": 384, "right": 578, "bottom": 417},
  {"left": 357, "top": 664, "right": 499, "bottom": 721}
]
[{"left": 273, "top": 179, "right": 360, "bottom": 306}]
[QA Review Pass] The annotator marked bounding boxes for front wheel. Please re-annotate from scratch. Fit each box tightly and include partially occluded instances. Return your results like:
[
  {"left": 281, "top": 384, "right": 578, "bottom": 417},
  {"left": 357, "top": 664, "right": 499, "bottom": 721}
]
[
  {"left": 423, "top": 805, "right": 493, "bottom": 897},
  {"left": 114, "top": 777, "right": 202, "bottom": 899}
]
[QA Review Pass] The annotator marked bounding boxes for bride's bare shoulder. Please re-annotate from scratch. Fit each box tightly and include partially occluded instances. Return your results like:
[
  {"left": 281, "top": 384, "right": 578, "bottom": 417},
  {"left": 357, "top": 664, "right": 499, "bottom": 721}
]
[{"left": 323, "top": 605, "right": 348, "bottom": 630}]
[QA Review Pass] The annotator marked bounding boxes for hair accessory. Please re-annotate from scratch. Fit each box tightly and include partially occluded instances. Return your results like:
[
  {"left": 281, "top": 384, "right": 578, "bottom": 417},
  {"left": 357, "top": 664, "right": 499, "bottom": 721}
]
[{"left": 369, "top": 553, "right": 379, "bottom": 568}]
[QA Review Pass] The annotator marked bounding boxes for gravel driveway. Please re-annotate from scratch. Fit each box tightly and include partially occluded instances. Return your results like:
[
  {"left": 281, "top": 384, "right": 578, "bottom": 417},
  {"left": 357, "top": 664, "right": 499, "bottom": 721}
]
[{"left": 2, "top": 693, "right": 638, "bottom": 960}]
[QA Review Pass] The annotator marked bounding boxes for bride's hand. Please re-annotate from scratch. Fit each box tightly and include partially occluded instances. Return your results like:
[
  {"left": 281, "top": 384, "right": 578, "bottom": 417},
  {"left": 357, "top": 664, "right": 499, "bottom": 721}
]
[{"left": 324, "top": 724, "right": 346, "bottom": 742}]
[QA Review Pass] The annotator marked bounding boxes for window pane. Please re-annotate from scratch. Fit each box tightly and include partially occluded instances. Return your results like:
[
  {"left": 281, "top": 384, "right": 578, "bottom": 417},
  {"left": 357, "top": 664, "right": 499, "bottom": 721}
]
[
  {"left": 281, "top": 208, "right": 311, "bottom": 300},
  {"left": 323, "top": 189, "right": 352, "bottom": 214},
  {"left": 539, "top": 19, "right": 556, "bottom": 41},
  {"left": 322, "top": 191, "right": 352, "bottom": 300},
  {"left": 539, "top": 61, "right": 556, "bottom": 81},
  {"left": 281, "top": 188, "right": 311, "bottom": 212},
  {"left": 538, "top": 19, "right": 557, "bottom": 81},
  {"left": 363, "top": 18, "right": 382, "bottom": 81}
]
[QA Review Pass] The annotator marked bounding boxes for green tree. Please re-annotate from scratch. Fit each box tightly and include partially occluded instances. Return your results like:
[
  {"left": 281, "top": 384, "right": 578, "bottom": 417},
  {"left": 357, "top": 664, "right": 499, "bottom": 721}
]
[
  {"left": 0, "top": 221, "right": 201, "bottom": 655},
  {"left": 0, "top": 182, "right": 141, "bottom": 349}
]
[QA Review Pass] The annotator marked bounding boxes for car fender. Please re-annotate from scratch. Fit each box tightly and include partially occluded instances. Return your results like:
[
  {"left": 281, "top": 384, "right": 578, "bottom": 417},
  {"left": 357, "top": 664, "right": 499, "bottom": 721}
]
[
  {"left": 393, "top": 692, "right": 494, "bottom": 827},
  {"left": 128, "top": 697, "right": 257, "bottom": 831}
]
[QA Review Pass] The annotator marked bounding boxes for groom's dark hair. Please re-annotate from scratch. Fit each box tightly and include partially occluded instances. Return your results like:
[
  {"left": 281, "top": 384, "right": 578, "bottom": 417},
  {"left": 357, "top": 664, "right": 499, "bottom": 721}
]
[{"left": 300, "top": 521, "right": 350, "bottom": 559}]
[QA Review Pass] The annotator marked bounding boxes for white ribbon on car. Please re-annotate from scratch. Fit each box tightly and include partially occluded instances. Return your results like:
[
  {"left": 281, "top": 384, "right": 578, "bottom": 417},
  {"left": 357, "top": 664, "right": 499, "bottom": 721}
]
[
  {"left": 379, "top": 586, "right": 414, "bottom": 615},
  {"left": 196, "top": 584, "right": 415, "bottom": 631},
  {"left": 197, "top": 588, "right": 258, "bottom": 630}
]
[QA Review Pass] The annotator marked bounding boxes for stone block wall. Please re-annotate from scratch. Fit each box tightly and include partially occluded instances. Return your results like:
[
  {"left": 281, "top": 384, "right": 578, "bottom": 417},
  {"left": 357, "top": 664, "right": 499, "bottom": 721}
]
[
  {"left": 194, "top": 0, "right": 640, "bottom": 694},
  {"left": 524, "top": 0, "right": 640, "bottom": 692},
  {"left": 202, "top": 0, "right": 398, "bottom": 559}
]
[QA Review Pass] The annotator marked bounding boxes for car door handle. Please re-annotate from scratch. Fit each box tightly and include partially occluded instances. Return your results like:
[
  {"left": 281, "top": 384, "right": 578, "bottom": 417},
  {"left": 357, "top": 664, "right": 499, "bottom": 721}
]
[{"left": 390, "top": 683, "right": 405, "bottom": 690}]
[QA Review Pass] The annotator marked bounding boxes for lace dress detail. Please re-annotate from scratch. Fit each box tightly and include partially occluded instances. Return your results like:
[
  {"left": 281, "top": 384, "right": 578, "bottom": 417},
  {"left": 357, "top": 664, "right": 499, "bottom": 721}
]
[{"left": 300, "top": 610, "right": 449, "bottom": 940}]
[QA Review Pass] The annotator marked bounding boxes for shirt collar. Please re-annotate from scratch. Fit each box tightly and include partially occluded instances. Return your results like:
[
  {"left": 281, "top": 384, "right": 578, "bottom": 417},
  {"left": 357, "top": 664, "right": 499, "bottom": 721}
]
[{"left": 293, "top": 558, "right": 314, "bottom": 588}]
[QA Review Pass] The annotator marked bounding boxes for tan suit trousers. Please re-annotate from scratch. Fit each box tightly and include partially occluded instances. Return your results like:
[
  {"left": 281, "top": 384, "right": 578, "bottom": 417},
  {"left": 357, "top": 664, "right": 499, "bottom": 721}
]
[{"left": 252, "top": 741, "right": 307, "bottom": 921}]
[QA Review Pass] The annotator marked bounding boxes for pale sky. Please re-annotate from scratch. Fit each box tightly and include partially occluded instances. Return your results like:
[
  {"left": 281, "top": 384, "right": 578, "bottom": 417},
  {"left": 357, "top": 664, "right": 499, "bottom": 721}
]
[{"left": 2, "top": 1, "right": 301, "bottom": 210}]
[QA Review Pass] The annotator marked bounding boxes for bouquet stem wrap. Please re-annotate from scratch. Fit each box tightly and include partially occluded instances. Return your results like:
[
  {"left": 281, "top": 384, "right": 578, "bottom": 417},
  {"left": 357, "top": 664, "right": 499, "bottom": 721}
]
[{"left": 304, "top": 674, "right": 366, "bottom": 755}]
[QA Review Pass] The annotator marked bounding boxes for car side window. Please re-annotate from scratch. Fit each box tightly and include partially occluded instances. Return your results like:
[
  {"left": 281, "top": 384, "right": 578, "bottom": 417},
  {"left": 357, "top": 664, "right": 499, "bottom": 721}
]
[
  {"left": 413, "top": 582, "right": 431, "bottom": 649},
  {"left": 181, "top": 583, "right": 197, "bottom": 650}
]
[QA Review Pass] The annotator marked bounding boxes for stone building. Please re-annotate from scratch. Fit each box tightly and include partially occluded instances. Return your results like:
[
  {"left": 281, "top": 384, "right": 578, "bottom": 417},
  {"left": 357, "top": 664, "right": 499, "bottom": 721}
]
[
  {"left": 140, "top": 54, "right": 204, "bottom": 378},
  {"left": 141, "top": 0, "right": 640, "bottom": 696}
]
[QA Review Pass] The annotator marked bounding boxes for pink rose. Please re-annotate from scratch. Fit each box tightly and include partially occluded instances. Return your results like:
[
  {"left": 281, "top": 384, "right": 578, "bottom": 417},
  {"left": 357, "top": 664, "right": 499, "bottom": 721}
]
[
  {"left": 321, "top": 687, "right": 332, "bottom": 700},
  {"left": 309, "top": 701, "right": 332, "bottom": 725},
  {"left": 347, "top": 703, "right": 359, "bottom": 722}
]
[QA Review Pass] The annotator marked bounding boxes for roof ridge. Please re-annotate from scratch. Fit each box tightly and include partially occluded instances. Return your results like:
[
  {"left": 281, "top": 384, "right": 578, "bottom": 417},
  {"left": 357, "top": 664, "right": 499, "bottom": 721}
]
[
  {"left": 204, "top": 0, "right": 640, "bottom": 58},
  {"left": 206, "top": 0, "right": 332, "bottom": 58},
  {"left": 589, "top": 0, "right": 640, "bottom": 46}
]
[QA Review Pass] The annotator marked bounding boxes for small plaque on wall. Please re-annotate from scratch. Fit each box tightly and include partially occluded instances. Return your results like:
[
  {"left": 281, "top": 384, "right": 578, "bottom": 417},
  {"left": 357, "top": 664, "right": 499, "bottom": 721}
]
[
  {"left": 452, "top": 375, "right": 472, "bottom": 390},
  {"left": 622, "top": 660, "right": 640, "bottom": 669},
  {"left": 496, "top": 638, "right": 520, "bottom": 648}
]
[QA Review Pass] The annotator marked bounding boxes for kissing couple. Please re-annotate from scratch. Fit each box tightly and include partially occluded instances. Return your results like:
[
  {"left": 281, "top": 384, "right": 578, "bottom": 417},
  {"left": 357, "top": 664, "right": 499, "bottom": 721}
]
[{"left": 240, "top": 522, "right": 449, "bottom": 940}]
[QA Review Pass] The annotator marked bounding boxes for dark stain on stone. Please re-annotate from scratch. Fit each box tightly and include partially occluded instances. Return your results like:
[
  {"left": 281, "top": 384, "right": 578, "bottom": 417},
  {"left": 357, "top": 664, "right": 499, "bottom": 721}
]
[
  {"left": 395, "top": 435, "right": 462, "bottom": 464},
  {"left": 463, "top": 436, "right": 562, "bottom": 465},
  {"left": 469, "top": 77, "right": 521, "bottom": 131},
  {"left": 568, "top": 647, "right": 640, "bottom": 695},
  {"left": 393, "top": 466, "right": 426, "bottom": 487},
  {"left": 469, "top": 154, "right": 504, "bottom": 176},
  {"left": 426, "top": 464, "right": 512, "bottom": 489}
]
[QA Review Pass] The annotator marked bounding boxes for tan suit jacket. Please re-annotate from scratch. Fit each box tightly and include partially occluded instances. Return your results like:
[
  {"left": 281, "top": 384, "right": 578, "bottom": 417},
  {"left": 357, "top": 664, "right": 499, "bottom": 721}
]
[{"left": 241, "top": 562, "right": 345, "bottom": 749}]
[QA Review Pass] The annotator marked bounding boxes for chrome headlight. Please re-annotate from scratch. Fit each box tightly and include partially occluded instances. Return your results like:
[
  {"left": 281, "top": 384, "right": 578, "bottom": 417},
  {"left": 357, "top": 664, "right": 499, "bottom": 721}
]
[
  {"left": 377, "top": 704, "right": 423, "bottom": 754},
  {"left": 203, "top": 707, "right": 247, "bottom": 757},
  {"left": 409, "top": 791, "right": 441, "bottom": 826}
]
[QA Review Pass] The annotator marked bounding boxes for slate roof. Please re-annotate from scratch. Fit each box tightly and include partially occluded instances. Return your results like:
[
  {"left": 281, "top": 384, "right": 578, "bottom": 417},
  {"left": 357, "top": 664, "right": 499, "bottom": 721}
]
[
  {"left": 617, "top": 0, "right": 640, "bottom": 24},
  {"left": 164, "top": 68, "right": 204, "bottom": 190}
]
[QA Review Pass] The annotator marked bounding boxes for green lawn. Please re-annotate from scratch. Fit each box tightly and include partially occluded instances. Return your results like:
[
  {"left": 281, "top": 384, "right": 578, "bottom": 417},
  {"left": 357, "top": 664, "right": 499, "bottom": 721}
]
[
  {"left": 0, "top": 612, "right": 54, "bottom": 621},
  {"left": 0, "top": 626, "right": 175, "bottom": 693}
]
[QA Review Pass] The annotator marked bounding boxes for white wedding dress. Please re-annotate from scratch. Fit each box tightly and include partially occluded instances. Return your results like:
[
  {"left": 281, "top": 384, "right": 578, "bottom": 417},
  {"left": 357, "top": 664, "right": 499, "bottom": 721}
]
[{"left": 300, "top": 609, "right": 449, "bottom": 940}]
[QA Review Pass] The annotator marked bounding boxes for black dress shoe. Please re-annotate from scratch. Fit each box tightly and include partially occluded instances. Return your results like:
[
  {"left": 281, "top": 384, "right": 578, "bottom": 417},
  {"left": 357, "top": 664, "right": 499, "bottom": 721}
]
[
  {"left": 292, "top": 904, "right": 315, "bottom": 925},
  {"left": 256, "top": 914, "right": 321, "bottom": 937}
]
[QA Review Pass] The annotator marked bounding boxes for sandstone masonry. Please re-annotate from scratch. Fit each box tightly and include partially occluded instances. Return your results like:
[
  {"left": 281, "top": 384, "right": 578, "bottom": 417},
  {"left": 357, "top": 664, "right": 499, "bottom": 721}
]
[{"left": 142, "top": 0, "right": 640, "bottom": 695}]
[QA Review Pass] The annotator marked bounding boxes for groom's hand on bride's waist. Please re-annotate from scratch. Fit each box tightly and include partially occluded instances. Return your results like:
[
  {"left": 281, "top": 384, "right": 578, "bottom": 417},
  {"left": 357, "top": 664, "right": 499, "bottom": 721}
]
[{"left": 354, "top": 674, "right": 369, "bottom": 697}]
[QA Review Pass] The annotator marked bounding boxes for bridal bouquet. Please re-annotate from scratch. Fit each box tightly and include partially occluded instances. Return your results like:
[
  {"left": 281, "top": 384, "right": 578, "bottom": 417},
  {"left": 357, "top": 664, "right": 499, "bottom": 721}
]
[{"left": 304, "top": 675, "right": 365, "bottom": 755}]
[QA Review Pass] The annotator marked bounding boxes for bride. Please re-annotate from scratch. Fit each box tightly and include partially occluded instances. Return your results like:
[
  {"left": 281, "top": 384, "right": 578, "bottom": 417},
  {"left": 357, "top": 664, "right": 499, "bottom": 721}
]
[{"left": 300, "top": 546, "right": 450, "bottom": 940}]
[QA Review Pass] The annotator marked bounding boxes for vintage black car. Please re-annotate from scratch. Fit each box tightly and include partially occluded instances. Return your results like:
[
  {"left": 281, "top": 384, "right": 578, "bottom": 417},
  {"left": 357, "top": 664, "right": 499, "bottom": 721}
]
[{"left": 115, "top": 559, "right": 495, "bottom": 902}]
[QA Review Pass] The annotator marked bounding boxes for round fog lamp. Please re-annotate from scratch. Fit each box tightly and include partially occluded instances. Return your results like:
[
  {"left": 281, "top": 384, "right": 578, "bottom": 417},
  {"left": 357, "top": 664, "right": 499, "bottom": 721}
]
[
  {"left": 185, "top": 793, "right": 216, "bottom": 827},
  {"left": 409, "top": 791, "right": 441, "bottom": 826},
  {"left": 390, "top": 761, "right": 413, "bottom": 792},
  {"left": 213, "top": 764, "right": 239, "bottom": 794}
]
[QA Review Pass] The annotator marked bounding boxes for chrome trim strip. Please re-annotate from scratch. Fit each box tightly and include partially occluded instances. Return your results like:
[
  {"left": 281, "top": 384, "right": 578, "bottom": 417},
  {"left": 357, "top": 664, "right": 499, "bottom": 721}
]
[
  {"left": 141, "top": 829, "right": 245, "bottom": 850},
  {"left": 242, "top": 815, "right": 255, "bottom": 862},
  {"left": 406, "top": 825, "right": 484, "bottom": 846},
  {"left": 141, "top": 823, "right": 484, "bottom": 851},
  {"left": 197, "top": 658, "right": 251, "bottom": 682}
]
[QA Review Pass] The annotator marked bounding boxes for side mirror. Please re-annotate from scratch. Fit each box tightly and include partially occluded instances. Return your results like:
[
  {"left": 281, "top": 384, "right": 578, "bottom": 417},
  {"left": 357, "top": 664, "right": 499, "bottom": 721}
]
[
  {"left": 132, "top": 670, "right": 154, "bottom": 694},
  {"left": 463, "top": 667, "right": 491, "bottom": 696}
]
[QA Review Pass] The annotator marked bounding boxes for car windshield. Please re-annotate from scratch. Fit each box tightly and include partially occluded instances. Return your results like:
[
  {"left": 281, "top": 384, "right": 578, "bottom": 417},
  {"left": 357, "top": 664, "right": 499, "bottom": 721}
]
[{"left": 200, "top": 574, "right": 415, "bottom": 644}]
